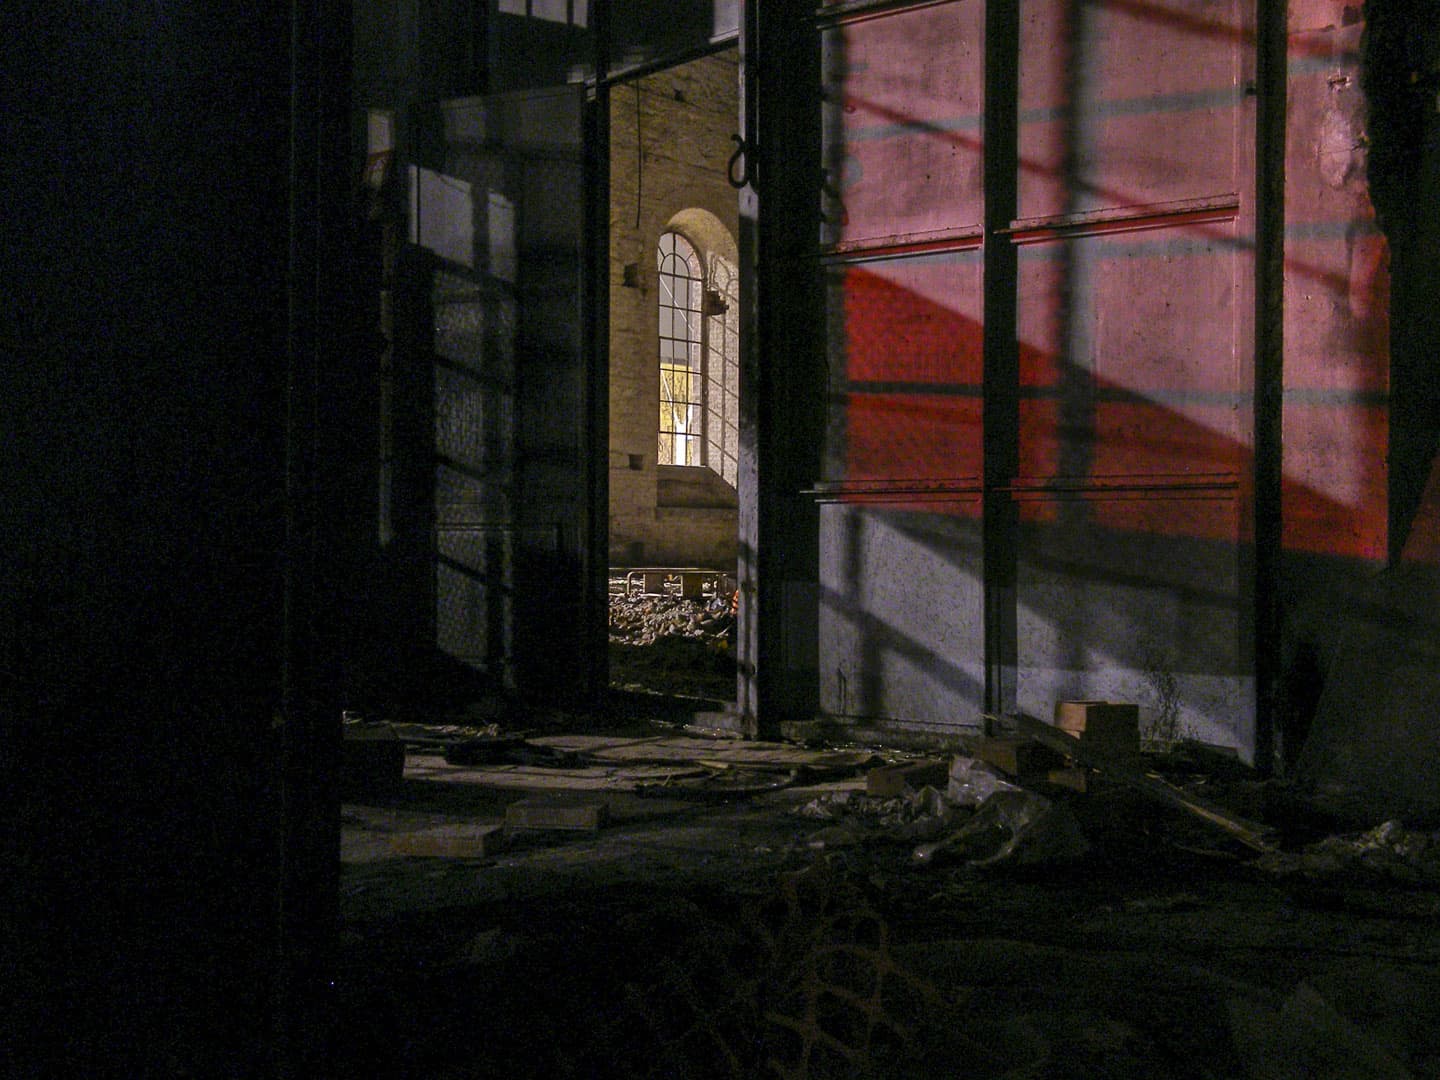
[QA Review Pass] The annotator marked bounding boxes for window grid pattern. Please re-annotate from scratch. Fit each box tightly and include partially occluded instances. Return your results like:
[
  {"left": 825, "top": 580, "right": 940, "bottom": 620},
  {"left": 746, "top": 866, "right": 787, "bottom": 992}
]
[
  {"left": 496, "top": 0, "right": 588, "bottom": 27},
  {"left": 657, "top": 232, "right": 704, "bottom": 468},
  {"left": 706, "top": 253, "right": 740, "bottom": 487}
]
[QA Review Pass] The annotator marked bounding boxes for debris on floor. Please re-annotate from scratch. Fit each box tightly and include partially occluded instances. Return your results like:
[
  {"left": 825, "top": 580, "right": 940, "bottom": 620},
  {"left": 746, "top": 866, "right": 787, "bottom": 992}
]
[
  {"left": 608, "top": 576, "right": 737, "bottom": 698},
  {"left": 947, "top": 754, "right": 1022, "bottom": 806},
  {"left": 608, "top": 577, "right": 736, "bottom": 648},
  {"left": 634, "top": 763, "right": 800, "bottom": 801},
  {"left": 337, "top": 699, "right": 1440, "bottom": 1080},
  {"left": 442, "top": 736, "right": 583, "bottom": 769},
  {"left": 1007, "top": 711, "right": 1277, "bottom": 852},
  {"left": 864, "top": 758, "right": 950, "bottom": 797},
  {"left": 1256, "top": 818, "right": 1440, "bottom": 884},
  {"left": 913, "top": 788, "right": 1089, "bottom": 868},
  {"left": 795, "top": 785, "right": 958, "bottom": 840}
]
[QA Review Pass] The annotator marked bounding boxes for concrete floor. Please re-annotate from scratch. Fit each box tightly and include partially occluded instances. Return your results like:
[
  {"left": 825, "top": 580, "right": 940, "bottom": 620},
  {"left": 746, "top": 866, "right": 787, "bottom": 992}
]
[{"left": 334, "top": 723, "right": 1440, "bottom": 1079}]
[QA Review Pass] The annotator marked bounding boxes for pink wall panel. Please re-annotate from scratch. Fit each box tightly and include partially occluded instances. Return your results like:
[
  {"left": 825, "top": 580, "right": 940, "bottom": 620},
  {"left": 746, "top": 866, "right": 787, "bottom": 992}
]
[
  {"left": 822, "top": 1, "right": 984, "bottom": 247},
  {"left": 1016, "top": 217, "right": 1244, "bottom": 489},
  {"left": 831, "top": 255, "right": 985, "bottom": 486},
  {"left": 1018, "top": 0, "right": 1246, "bottom": 220},
  {"left": 1281, "top": 7, "right": 1388, "bottom": 561}
]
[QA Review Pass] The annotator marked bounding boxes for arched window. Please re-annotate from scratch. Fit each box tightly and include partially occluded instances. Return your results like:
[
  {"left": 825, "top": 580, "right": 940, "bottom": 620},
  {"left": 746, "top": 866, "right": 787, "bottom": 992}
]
[
  {"left": 657, "top": 231, "right": 740, "bottom": 487},
  {"left": 657, "top": 232, "right": 704, "bottom": 469},
  {"left": 705, "top": 252, "right": 740, "bottom": 487}
]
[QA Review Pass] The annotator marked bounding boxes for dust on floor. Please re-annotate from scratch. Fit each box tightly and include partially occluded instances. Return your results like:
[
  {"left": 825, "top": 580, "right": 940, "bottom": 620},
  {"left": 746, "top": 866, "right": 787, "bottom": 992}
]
[{"left": 333, "top": 719, "right": 1440, "bottom": 1079}]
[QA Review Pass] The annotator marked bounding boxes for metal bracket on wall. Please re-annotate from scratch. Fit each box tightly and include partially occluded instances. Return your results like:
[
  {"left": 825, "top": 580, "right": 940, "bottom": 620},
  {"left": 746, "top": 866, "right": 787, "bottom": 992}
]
[{"left": 728, "top": 133, "right": 754, "bottom": 189}]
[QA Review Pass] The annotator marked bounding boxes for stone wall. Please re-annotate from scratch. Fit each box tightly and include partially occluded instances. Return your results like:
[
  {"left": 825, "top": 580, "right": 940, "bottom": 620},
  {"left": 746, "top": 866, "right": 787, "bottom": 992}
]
[{"left": 608, "top": 49, "right": 740, "bottom": 569}]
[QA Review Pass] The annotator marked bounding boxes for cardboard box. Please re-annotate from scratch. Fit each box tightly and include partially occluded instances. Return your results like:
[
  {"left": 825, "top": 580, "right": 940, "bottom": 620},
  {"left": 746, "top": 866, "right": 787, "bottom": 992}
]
[
  {"left": 865, "top": 760, "right": 950, "bottom": 797},
  {"left": 1054, "top": 701, "right": 1139, "bottom": 755}
]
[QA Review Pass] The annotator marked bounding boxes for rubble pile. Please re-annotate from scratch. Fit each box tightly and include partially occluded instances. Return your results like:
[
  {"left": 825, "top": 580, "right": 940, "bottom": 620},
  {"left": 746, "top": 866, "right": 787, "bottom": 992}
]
[
  {"left": 608, "top": 579, "right": 737, "bottom": 698},
  {"left": 793, "top": 766, "right": 1090, "bottom": 867},
  {"left": 607, "top": 582, "right": 735, "bottom": 648},
  {"left": 796, "top": 785, "right": 960, "bottom": 842},
  {"left": 338, "top": 692, "right": 1440, "bottom": 1080},
  {"left": 1257, "top": 818, "right": 1440, "bottom": 885}
]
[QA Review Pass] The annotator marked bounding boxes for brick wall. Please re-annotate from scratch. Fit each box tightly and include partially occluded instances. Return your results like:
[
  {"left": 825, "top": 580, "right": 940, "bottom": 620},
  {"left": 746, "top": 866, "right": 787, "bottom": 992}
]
[{"left": 608, "top": 49, "right": 740, "bottom": 569}]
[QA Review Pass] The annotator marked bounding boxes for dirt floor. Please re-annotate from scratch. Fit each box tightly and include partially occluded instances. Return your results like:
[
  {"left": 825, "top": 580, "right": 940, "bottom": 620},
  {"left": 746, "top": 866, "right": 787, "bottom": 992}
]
[{"left": 333, "top": 707, "right": 1440, "bottom": 1080}]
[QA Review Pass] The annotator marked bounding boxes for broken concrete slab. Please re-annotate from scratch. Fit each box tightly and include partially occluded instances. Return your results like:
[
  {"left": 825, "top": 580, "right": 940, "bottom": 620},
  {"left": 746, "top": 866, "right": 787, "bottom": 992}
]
[
  {"left": 865, "top": 759, "right": 949, "bottom": 797},
  {"left": 404, "top": 749, "right": 716, "bottom": 793},
  {"left": 946, "top": 756, "right": 1020, "bottom": 807},
  {"left": 534, "top": 734, "right": 878, "bottom": 774},
  {"left": 390, "top": 824, "right": 506, "bottom": 859},
  {"left": 504, "top": 798, "right": 609, "bottom": 832},
  {"left": 443, "top": 738, "right": 583, "bottom": 769},
  {"left": 634, "top": 767, "right": 798, "bottom": 801}
]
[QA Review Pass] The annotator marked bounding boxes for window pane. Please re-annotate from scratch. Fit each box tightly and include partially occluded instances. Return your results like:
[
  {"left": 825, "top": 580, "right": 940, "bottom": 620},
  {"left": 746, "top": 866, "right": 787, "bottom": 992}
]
[{"left": 658, "top": 230, "right": 707, "bottom": 467}]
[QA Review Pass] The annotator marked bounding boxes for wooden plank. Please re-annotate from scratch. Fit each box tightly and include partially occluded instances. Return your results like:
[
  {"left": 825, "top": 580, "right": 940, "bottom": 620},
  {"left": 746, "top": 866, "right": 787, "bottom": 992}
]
[
  {"left": 1007, "top": 713, "right": 1276, "bottom": 853},
  {"left": 865, "top": 759, "right": 949, "bottom": 797}
]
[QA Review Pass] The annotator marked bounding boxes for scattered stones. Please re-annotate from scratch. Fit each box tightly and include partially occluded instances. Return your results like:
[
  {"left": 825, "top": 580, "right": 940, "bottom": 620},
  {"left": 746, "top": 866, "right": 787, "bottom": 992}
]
[
  {"left": 913, "top": 789, "right": 1090, "bottom": 869},
  {"left": 1256, "top": 819, "right": 1440, "bottom": 884},
  {"left": 609, "top": 580, "right": 737, "bottom": 697},
  {"left": 608, "top": 580, "right": 735, "bottom": 649}
]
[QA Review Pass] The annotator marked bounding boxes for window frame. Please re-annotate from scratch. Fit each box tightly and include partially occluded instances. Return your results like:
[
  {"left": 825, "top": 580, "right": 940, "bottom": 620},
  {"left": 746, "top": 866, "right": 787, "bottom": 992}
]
[{"left": 657, "top": 231, "right": 705, "bottom": 470}]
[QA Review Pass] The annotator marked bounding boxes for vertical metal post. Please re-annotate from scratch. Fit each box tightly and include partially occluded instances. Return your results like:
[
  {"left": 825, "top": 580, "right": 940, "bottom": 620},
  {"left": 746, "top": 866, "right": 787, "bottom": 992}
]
[
  {"left": 278, "top": 0, "right": 348, "bottom": 1072},
  {"left": 982, "top": 0, "right": 1020, "bottom": 717},
  {"left": 585, "top": 0, "right": 613, "bottom": 702},
  {"left": 735, "top": 0, "right": 763, "bottom": 731},
  {"left": 1253, "top": 0, "right": 1288, "bottom": 776}
]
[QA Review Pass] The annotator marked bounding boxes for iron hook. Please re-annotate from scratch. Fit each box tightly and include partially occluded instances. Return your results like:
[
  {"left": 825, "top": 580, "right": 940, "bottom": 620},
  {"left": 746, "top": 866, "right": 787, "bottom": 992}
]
[{"left": 728, "top": 134, "right": 753, "bottom": 189}]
